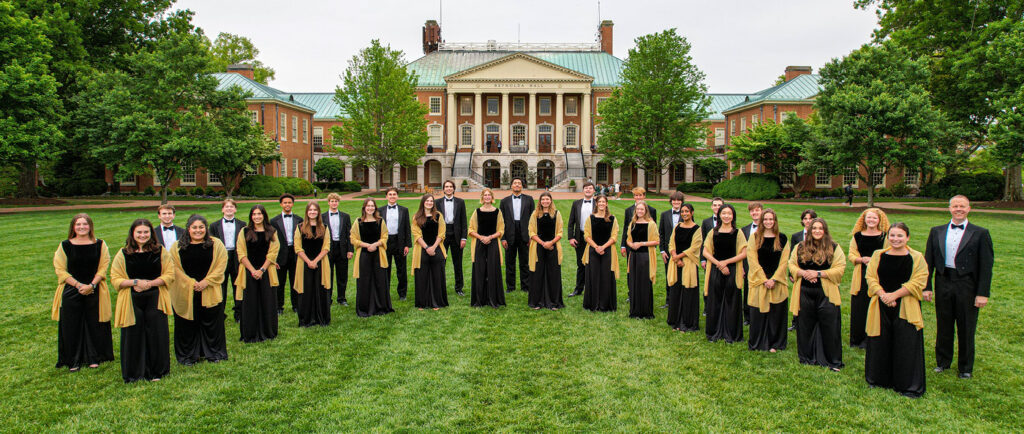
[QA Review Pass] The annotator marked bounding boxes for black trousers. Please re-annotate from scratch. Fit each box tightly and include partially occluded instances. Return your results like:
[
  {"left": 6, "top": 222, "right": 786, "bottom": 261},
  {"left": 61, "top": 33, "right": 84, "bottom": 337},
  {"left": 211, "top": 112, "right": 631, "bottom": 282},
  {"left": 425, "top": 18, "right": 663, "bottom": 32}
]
[
  {"left": 328, "top": 240, "right": 350, "bottom": 303},
  {"left": 276, "top": 246, "right": 297, "bottom": 311},
  {"left": 444, "top": 224, "right": 464, "bottom": 292},
  {"left": 223, "top": 249, "right": 239, "bottom": 320},
  {"left": 572, "top": 238, "right": 586, "bottom": 294},
  {"left": 505, "top": 230, "right": 529, "bottom": 292},
  {"left": 386, "top": 238, "right": 408, "bottom": 298},
  {"left": 935, "top": 270, "right": 980, "bottom": 374}
]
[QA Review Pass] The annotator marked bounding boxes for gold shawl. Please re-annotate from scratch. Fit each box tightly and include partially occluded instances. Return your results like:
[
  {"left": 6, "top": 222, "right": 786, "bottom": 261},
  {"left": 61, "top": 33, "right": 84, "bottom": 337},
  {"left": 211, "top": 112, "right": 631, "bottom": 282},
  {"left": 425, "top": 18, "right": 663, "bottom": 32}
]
[
  {"left": 468, "top": 209, "right": 505, "bottom": 263},
  {"left": 581, "top": 216, "right": 620, "bottom": 280},
  {"left": 169, "top": 239, "right": 228, "bottom": 320},
  {"left": 293, "top": 227, "right": 332, "bottom": 294},
  {"left": 702, "top": 230, "right": 748, "bottom": 297},
  {"left": 848, "top": 234, "right": 890, "bottom": 296},
  {"left": 865, "top": 247, "right": 927, "bottom": 336},
  {"left": 745, "top": 236, "right": 791, "bottom": 313},
  {"left": 111, "top": 248, "right": 175, "bottom": 328},
  {"left": 528, "top": 210, "right": 564, "bottom": 272},
  {"left": 351, "top": 219, "right": 389, "bottom": 279},
  {"left": 51, "top": 240, "right": 111, "bottom": 322},
  {"left": 787, "top": 244, "right": 846, "bottom": 315},
  {"left": 411, "top": 212, "right": 447, "bottom": 270},
  {"left": 233, "top": 229, "right": 280, "bottom": 300},
  {"left": 626, "top": 220, "right": 659, "bottom": 283},
  {"left": 666, "top": 224, "right": 702, "bottom": 288}
]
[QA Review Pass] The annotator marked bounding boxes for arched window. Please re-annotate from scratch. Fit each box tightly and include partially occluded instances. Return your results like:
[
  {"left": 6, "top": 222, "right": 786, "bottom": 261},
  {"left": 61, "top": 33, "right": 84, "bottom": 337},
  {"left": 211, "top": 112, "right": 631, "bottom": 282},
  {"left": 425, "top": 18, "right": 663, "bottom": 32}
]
[{"left": 510, "top": 160, "right": 528, "bottom": 182}]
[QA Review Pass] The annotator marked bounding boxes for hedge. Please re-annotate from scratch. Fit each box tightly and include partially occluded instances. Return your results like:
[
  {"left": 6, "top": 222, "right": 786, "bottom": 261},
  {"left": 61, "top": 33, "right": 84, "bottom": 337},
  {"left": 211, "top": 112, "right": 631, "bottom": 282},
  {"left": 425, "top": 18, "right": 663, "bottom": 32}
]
[
  {"left": 675, "top": 182, "right": 713, "bottom": 193},
  {"left": 711, "top": 174, "right": 780, "bottom": 200},
  {"left": 313, "top": 181, "right": 362, "bottom": 192},
  {"left": 239, "top": 175, "right": 285, "bottom": 197},
  {"left": 279, "top": 177, "right": 314, "bottom": 196},
  {"left": 919, "top": 173, "right": 1004, "bottom": 202}
]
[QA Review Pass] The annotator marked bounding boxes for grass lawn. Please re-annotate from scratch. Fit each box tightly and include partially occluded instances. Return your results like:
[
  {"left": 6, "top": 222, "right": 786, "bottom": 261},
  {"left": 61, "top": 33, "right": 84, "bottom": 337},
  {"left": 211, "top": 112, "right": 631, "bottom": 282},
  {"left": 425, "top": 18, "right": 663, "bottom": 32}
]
[
  {"left": 352, "top": 191, "right": 426, "bottom": 199},
  {"left": 1, "top": 199, "right": 1021, "bottom": 430}
]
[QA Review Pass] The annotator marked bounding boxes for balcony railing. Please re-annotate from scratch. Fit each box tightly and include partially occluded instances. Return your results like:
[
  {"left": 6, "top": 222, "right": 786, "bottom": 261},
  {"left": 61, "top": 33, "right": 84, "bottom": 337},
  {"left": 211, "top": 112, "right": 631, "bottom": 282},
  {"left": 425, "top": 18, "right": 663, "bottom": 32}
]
[{"left": 510, "top": 145, "right": 528, "bottom": 154}]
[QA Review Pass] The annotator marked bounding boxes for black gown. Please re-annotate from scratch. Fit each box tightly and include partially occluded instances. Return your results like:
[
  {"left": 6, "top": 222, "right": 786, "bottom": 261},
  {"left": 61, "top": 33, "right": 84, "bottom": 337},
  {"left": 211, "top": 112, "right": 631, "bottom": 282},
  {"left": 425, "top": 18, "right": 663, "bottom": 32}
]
[
  {"left": 471, "top": 209, "right": 505, "bottom": 307},
  {"left": 583, "top": 216, "right": 617, "bottom": 312},
  {"left": 851, "top": 232, "right": 885, "bottom": 348},
  {"left": 528, "top": 213, "right": 564, "bottom": 309},
  {"left": 627, "top": 222, "right": 654, "bottom": 319},
  {"left": 796, "top": 246, "right": 843, "bottom": 369},
  {"left": 56, "top": 240, "right": 114, "bottom": 369},
  {"left": 174, "top": 243, "right": 228, "bottom": 364},
  {"left": 120, "top": 250, "right": 170, "bottom": 383},
  {"left": 865, "top": 253, "right": 925, "bottom": 397},
  {"left": 667, "top": 226, "right": 700, "bottom": 331},
  {"left": 748, "top": 234, "right": 788, "bottom": 351},
  {"left": 706, "top": 230, "right": 743, "bottom": 343},
  {"left": 240, "top": 229, "right": 278, "bottom": 342},
  {"left": 356, "top": 220, "right": 394, "bottom": 317},
  {"left": 414, "top": 218, "right": 448, "bottom": 309},
  {"left": 298, "top": 232, "right": 331, "bottom": 326}
]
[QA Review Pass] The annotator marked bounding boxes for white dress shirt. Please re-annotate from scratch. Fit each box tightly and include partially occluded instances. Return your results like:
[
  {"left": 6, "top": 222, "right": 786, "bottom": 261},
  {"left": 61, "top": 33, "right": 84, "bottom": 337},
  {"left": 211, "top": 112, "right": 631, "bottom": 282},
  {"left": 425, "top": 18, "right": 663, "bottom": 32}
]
[
  {"left": 671, "top": 209, "right": 681, "bottom": 227},
  {"left": 444, "top": 196, "right": 455, "bottom": 224},
  {"left": 945, "top": 219, "right": 967, "bottom": 269},
  {"left": 386, "top": 205, "right": 399, "bottom": 235},
  {"left": 281, "top": 214, "right": 294, "bottom": 245},
  {"left": 328, "top": 211, "right": 341, "bottom": 241},
  {"left": 580, "top": 198, "right": 593, "bottom": 231},
  {"left": 161, "top": 225, "right": 177, "bottom": 248},
  {"left": 512, "top": 195, "right": 522, "bottom": 220},
  {"left": 749, "top": 223, "right": 758, "bottom": 234},
  {"left": 222, "top": 218, "right": 237, "bottom": 250}
]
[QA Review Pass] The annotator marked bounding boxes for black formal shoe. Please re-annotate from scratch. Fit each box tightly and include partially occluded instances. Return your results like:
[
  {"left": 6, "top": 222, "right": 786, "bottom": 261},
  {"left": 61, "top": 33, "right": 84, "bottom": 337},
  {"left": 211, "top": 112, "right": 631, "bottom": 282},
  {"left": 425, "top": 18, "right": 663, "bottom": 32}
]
[
  {"left": 659, "top": 304, "right": 669, "bottom": 309},
  {"left": 506, "top": 289, "right": 514, "bottom": 293},
  {"left": 958, "top": 372, "right": 972, "bottom": 379},
  {"left": 399, "top": 296, "right": 407, "bottom": 301},
  {"left": 567, "top": 291, "right": 581, "bottom": 297},
  {"left": 934, "top": 366, "right": 948, "bottom": 373},
  {"left": 277, "top": 309, "right": 284, "bottom": 316},
  {"left": 787, "top": 325, "right": 796, "bottom": 331},
  {"left": 625, "top": 298, "right": 630, "bottom": 303},
  {"left": 456, "top": 290, "right": 465, "bottom": 296},
  {"left": 743, "top": 320, "right": 750, "bottom": 326},
  {"left": 340, "top": 300, "right": 348, "bottom": 306}
]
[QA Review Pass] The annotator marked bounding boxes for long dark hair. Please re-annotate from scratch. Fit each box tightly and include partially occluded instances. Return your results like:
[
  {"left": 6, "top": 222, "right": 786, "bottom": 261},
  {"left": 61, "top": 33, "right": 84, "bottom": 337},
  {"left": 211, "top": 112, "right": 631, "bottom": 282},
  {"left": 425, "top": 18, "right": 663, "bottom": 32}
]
[
  {"left": 67, "top": 213, "right": 95, "bottom": 241},
  {"left": 679, "top": 203, "right": 695, "bottom": 224},
  {"left": 299, "top": 201, "right": 325, "bottom": 238},
  {"left": 713, "top": 204, "right": 737, "bottom": 235},
  {"left": 593, "top": 195, "right": 611, "bottom": 222},
  {"left": 360, "top": 198, "right": 381, "bottom": 221},
  {"left": 124, "top": 219, "right": 161, "bottom": 253},
  {"left": 180, "top": 214, "right": 213, "bottom": 252},
  {"left": 245, "top": 204, "right": 276, "bottom": 243},
  {"left": 413, "top": 194, "right": 438, "bottom": 228},
  {"left": 798, "top": 217, "right": 835, "bottom": 265}
]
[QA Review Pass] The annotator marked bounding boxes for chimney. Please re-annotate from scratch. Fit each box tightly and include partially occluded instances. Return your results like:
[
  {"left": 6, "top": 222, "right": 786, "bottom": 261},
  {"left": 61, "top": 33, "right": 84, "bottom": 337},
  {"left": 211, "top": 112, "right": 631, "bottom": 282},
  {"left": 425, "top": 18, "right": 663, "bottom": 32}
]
[
  {"left": 423, "top": 20, "right": 441, "bottom": 54},
  {"left": 227, "top": 63, "right": 255, "bottom": 80},
  {"left": 784, "top": 66, "right": 812, "bottom": 82},
  {"left": 598, "top": 20, "right": 614, "bottom": 55}
]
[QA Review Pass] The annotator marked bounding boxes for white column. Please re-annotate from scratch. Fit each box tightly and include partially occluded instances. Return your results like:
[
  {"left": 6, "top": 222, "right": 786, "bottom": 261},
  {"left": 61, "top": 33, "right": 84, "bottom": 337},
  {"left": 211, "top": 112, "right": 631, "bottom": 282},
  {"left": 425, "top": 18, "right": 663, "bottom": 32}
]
[
  {"left": 417, "top": 164, "right": 425, "bottom": 188},
  {"left": 474, "top": 92, "right": 483, "bottom": 153},
  {"left": 581, "top": 92, "right": 591, "bottom": 154},
  {"left": 501, "top": 91, "right": 510, "bottom": 154},
  {"left": 637, "top": 168, "right": 646, "bottom": 189},
  {"left": 344, "top": 163, "right": 353, "bottom": 182},
  {"left": 368, "top": 168, "right": 378, "bottom": 190},
  {"left": 614, "top": 166, "right": 622, "bottom": 185},
  {"left": 392, "top": 164, "right": 400, "bottom": 187},
  {"left": 528, "top": 92, "right": 537, "bottom": 154},
  {"left": 446, "top": 93, "right": 456, "bottom": 153},
  {"left": 661, "top": 169, "right": 670, "bottom": 192},
  {"left": 555, "top": 92, "right": 564, "bottom": 154},
  {"left": 686, "top": 162, "right": 694, "bottom": 183}
]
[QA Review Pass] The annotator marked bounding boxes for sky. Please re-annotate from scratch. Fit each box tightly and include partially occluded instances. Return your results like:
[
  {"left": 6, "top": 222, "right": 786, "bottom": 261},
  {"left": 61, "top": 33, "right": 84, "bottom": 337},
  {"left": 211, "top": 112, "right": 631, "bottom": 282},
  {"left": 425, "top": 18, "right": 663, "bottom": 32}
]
[{"left": 173, "top": 0, "right": 880, "bottom": 94}]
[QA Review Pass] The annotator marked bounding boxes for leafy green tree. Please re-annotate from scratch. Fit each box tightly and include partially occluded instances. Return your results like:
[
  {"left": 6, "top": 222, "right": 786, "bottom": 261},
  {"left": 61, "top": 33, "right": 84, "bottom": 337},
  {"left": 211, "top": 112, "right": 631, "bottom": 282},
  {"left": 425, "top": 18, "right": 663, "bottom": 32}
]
[
  {"left": 727, "top": 116, "right": 816, "bottom": 196},
  {"left": 207, "top": 32, "right": 276, "bottom": 84},
  {"left": 0, "top": 3, "right": 63, "bottom": 197},
  {"left": 695, "top": 158, "right": 728, "bottom": 184},
  {"left": 198, "top": 87, "right": 281, "bottom": 198},
  {"left": 597, "top": 29, "right": 711, "bottom": 193},
  {"left": 330, "top": 40, "right": 427, "bottom": 190},
  {"left": 314, "top": 158, "right": 345, "bottom": 183},
  {"left": 808, "top": 42, "right": 945, "bottom": 206},
  {"left": 986, "top": 20, "right": 1024, "bottom": 201}
]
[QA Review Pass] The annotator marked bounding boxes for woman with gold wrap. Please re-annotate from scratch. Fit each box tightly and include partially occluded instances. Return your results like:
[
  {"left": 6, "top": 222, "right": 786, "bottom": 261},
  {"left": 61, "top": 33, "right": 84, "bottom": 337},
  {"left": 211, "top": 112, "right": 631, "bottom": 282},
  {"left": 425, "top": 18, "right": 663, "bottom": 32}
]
[
  {"left": 745, "top": 208, "right": 790, "bottom": 352},
  {"left": 666, "top": 204, "right": 702, "bottom": 331},
  {"left": 527, "top": 192, "right": 564, "bottom": 310},
  {"left": 411, "top": 194, "right": 448, "bottom": 310},
  {"left": 788, "top": 218, "right": 846, "bottom": 371},
  {"left": 169, "top": 214, "right": 228, "bottom": 365},
  {"left": 848, "top": 208, "right": 890, "bottom": 349},
  {"left": 352, "top": 198, "right": 393, "bottom": 317},
  {"left": 236, "top": 204, "right": 280, "bottom": 342}
]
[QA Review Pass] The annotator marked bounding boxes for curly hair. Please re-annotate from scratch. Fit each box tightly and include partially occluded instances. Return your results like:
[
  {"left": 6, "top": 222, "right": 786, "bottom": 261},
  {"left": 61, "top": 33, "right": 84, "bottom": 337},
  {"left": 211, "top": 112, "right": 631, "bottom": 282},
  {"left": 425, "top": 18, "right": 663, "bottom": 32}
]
[{"left": 850, "top": 207, "right": 890, "bottom": 235}]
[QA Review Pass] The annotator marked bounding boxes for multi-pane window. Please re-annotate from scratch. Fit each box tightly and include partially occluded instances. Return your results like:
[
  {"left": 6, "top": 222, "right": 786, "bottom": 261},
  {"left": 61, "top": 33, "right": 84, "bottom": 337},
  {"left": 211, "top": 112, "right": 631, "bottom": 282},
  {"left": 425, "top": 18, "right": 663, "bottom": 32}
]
[
  {"left": 539, "top": 97, "right": 551, "bottom": 115},
  {"left": 596, "top": 163, "right": 609, "bottom": 183},
  {"left": 715, "top": 128, "right": 725, "bottom": 152},
  {"left": 904, "top": 170, "right": 919, "bottom": 187},
  {"left": 292, "top": 159, "right": 298, "bottom": 178},
  {"left": 249, "top": 110, "right": 259, "bottom": 124},
  {"left": 485, "top": 124, "right": 500, "bottom": 134},
  {"left": 730, "top": 120, "right": 737, "bottom": 135},
  {"left": 693, "top": 167, "right": 705, "bottom": 182},
  {"left": 302, "top": 160, "right": 308, "bottom": 180},
  {"left": 302, "top": 120, "right": 308, "bottom": 143},
  {"left": 313, "top": 127, "right": 324, "bottom": 152},
  {"left": 511, "top": 125, "right": 526, "bottom": 146},
  {"left": 596, "top": 97, "right": 608, "bottom": 115},
  {"left": 406, "top": 165, "right": 418, "bottom": 183},
  {"left": 487, "top": 97, "right": 498, "bottom": 115},
  {"left": 740, "top": 117, "right": 747, "bottom": 133},
  {"left": 843, "top": 167, "right": 858, "bottom": 186},
  {"left": 291, "top": 116, "right": 297, "bottom": 142},
  {"left": 780, "top": 111, "right": 793, "bottom": 123},
  {"left": 815, "top": 168, "right": 831, "bottom": 187},
  {"left": 751, "top": 114, "right": 759, "bottom": 126},
  {"left": 673, "top": 164, "right": 686, "bottom": 182},
  {"left": 871, "top": 168, "right": 886, "bottom": 187},
  {"left": 779, "top": 170, "right": 794, "bottom": 187},
  {"left": 428, "top": 125, "right": 442, "bottom": 148},
  {"left": 510, "top": 161, "right": 528, "bottom": 181},
  {"left": 513, "top": 97, "right": 525, "bottom": 115},
  {"left": 460, "top": 96, "right": 472, "bottom": 115},
  {"left": 565, "top": 125, "right": 577, "bottom": 147},
  {"left": 460, "top": 125, "right": 473, "bottom": 147},
  {"left": 565, "top": 96, "right": 578, "bottom": 115},
  {"left": 621, "top": 165, "right": 632, "bottom": 184},
  {"left": 279, "top": 113, "right": 287, "bottom": 140},
  {"left": 429, "top": 97, "right": 441, "bottom": 115},
  {"left": 181, "top": 162, "right": 196, "bottom": 185}
]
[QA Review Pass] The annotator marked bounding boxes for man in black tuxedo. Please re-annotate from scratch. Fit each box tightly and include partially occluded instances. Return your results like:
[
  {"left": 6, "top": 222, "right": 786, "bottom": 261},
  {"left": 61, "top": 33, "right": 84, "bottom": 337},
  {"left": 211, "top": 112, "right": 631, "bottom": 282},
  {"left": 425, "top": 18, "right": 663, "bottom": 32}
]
[
  {"left": 440, "top": 180, "right": 468, "bottom": 296},
  {"left": 923, "top": 195, "right": 993, "bottom": 379},
  {"left": 500, "top": 178, "right": 535, "bottom": 292},
  {"left": 323, "top": 193, "right": 353, "bottom": 305},
  {"left": 740, "top": 202, "right": 764, "bottom": 325},
  {"left": 567, "top": 181, "right": 596, "bottom": 297},
  {"left": 658, "top": 191, "right": 686, "bottom": 307},
  {"left": 155, "top": 204, "right": 185, "bottom": 249},
  {"left": 620, "top": 186, "right": 658, "bottom": 256},
  {"left": 209, "top": 199, "right": 246, "bottom": 321},
  {"left": 270, "top": 193, "right": 302, "bottom": 314},
  {"left": 787, "top": 209, "right": 816, "bottom": 330},
  {"left": 382, "top": 187, "right": 412, "bottom": 300}
]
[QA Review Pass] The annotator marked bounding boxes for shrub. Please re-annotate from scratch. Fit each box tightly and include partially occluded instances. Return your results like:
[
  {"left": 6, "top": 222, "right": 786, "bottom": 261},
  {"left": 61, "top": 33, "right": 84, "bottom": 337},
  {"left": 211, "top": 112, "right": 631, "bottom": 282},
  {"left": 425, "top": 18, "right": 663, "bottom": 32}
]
[
  {"left": 143, "top": 186, "right": 155, "bottom": 196},
  {"left": 676, "top": 182, "right": 713, "bottom": 193},
  {"left": 711, "top": 174, "right": 780, "bottom": 200},
  {"left": 191, "top": 186, "right": 205, "bottom": 196},
  {"left": 279, "top": 177, "right": 314, "bottom": 196},
  {"left": 239, "top": 175, "right": 285, "bottom": 197},
  {"left": 173, "top": 186, "right": 189, "bottom": 196},
  {"left": 888, "top": 183, "right": 912, "bottom": 198},
  {"left": 338, "top": 181, "right": 362, "bottom": 192},
  {"left": 919, "top": 173, "right": 1004, "bottom": 202}
]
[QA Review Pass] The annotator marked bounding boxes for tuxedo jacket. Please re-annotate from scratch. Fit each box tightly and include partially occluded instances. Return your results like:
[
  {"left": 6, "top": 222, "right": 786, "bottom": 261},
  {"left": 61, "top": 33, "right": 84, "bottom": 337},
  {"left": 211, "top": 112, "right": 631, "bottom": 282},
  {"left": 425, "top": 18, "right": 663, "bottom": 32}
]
[
  {"left": 621, "top": 203, "right": 657, "bottom": 248},
  {"left": 700, "top": 216, "right": 717, "bottom": 240},
  {"left": 658, "top": 209, "right": 683, "bottom": 254},
  {"left": 269, "top": 213, "right": 303, "bottom": 264},
  {"left": 790, "top": 230, "right": 806, "bottom": 247},
  {"left": 567, "top": 198, "right": 595, "bottom": 243},
  {"left": 381, "top": 204, "right": 412, "bottom": 248},
  {"left": 438, "top": 196, "right": 468, "bottom": 242},
  {"left": 924, "top": 222, "right": 994, "bottom": 296},
  {"left": 321, "top": 210, "right": 353, "bottom": 255},
  {"left": 155, "top": 225, "right": 185, "bottom": 248},
  {"left": 741, "top": 223, "right": 756, "bottom": 239},
  {"left": 209, "top": 218, "right": 246, "bottom": 250},
  {"left": 500, "top": 194, "right": 535, "bottom": 243}
]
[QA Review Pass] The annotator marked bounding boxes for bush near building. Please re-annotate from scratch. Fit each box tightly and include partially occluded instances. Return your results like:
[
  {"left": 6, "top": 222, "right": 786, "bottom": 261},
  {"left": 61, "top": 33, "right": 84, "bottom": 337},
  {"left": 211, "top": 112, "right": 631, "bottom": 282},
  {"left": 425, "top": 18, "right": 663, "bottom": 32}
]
[
  {"left": 711, "top": 174, "right": 780, "bottom": 200},
  {"left": 920, "top": 173, "right": 1004, "bottom": 202}
]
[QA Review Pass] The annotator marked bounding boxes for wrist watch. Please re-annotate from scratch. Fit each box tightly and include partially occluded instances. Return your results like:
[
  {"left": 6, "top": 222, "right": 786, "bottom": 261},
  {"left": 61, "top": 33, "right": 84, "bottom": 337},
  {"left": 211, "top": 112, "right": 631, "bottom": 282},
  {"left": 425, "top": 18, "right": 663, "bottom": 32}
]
[
  {"left": 816, "top": 271, "right": 821, "bottom": 278},
  {"left": 133, "top": 279, "right": 138, "bottom": 286}
]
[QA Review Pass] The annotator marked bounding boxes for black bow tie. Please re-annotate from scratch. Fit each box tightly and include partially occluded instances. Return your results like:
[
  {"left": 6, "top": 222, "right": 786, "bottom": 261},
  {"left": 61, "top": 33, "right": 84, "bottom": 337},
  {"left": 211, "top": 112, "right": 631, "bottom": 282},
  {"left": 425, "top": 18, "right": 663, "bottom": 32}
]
[
  {"left": 584, "top": 200, "right": 591, "bottom": 204},
  {"left": 224, "top": 219, "right": 235, "bottom": 224},
  {"left": 163, "top": 226, "right": 174, "bottom": 231},
  {"left": 282, "top": 214, "right": 292, "bottom": 219},
  {"left": 672, "top": 211, "right": 679, "bottom": 215},
  {"left": 330, "top": 212, "right": 338, "bottom": 216},
  {"left": 388, "top": 205, "right": 397, "bottom": 210},
  {"left": 950, "top": 223, "right": 965, "bottom": 230},
  {"left": 446, "top": 198, "right": 453, "bottom": 201},
  {"left": 513, "top": 196, "right": 520, "bottom": 200}
]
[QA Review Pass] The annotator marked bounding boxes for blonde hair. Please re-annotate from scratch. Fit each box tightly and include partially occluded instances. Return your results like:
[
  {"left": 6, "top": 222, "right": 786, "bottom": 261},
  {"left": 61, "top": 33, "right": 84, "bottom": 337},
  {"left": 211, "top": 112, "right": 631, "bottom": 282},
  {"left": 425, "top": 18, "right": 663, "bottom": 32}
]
[
  {"left": 479, "top": 188, "right": 495, "bottom": 204},
  {"left": 631, "top": 186, "right": 646, "bottom": 196},
  {"left": 327, "top": 192, "right": 342, "bottom": 201},
  {"left": 630, "top": 200, "right": 653, "bottom": 225},
  {"left": 850, "top": 207, "right": 890, "bottom": 235},
  {"left": 753, "top": 208, "right": 782, "bottom": 251}
]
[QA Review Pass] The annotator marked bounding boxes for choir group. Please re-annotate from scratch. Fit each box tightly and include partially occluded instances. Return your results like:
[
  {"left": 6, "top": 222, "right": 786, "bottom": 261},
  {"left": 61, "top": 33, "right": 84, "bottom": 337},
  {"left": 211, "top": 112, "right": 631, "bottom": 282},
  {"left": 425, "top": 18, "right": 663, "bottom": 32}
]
[{"left": 51, "top": 180, "right": 994, "bottom": 398}]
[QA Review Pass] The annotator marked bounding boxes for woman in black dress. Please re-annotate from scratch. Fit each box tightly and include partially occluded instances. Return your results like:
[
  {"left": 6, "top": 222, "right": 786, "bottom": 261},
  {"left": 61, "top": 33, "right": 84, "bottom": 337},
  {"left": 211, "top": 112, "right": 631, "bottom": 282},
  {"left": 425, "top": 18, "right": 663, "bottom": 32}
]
[
  {"left": 666, "top": 204, "right": 702, "bottom": 331},
  {"left": 746, "top": 209, "right": 790, "bottom": 352},
  {"left": 236, "top": 205, "right": 280, "bottom": 342},
  {"left": 169, "top": 214, "right": 229, "bottom": 365},
  {"left": 52, "top": 213, "right": 114, "bottom": 372},
  {"left": 111, "top": 219, "right": 174, "bottom": 382},
  {"left": 528, "top": 192, "right": 564, "bottom": 310},
  {"left": 864, "top": 222, "right": 927, "bottom": 397},
  {"left": 412, "top": 194, "right": 448, "bottom": 310},
  {"left": 626, "top": 201, "right": 659, "bottom": 319},
  {"left": 469, "top": 189, "right": 505, "bottom": 308},
  {"left": 848, "top": 208, "right": 890, "bottom": 349},
  {"left": 351, "top": 198, "right": 393, "bottom": 317},
  {"left": 788, "top": 218, "right": 847, "bottom": 371},
  {"left": 294, "top": 201, "right": 332, "bottom": 326},
  {"left": 583, "top": 195, "right": 619, "bottom": 312},
  {"left": 702, "top": 204, "right": 747, "bottom": 343}
]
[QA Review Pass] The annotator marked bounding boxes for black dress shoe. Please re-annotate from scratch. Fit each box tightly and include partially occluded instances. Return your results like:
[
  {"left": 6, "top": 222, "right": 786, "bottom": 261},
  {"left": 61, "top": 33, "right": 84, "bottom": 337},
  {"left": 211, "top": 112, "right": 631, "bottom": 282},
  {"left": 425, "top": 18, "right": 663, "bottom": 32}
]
[
  {"left": 787, "top": 325, "right": 796, "bottom": 331},
  {"left": 934, "top": 366, "right": 948, "bottom": 373},
  {"left": 456, "top": 290, "right": 465, "bottom": 296},
  {"left": 277, "top": 309, "right": 284, "bottom": 315},
  {"left": 743, "top": 320, "right": 750, "bottom": 326},
  {"left": 659, "top": 304, "right": 668, "bottom": 309},
  {"left": 958, "top": 372, "right": 972, "bottom": 379},
  {"left": 567, "top": 291, "right": 580, "bottom": 297},
  {"left": 399, "top": 296, "right": 407, "bottom": 301},
  {"left": 340, "top": 300, "right": 349, "bottom": 306}
]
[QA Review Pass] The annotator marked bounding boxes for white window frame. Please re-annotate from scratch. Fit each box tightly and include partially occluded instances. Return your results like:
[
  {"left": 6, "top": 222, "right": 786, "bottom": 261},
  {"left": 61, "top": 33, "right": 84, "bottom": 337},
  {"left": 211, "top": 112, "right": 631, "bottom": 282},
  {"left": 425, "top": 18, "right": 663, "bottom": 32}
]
[
  {"left": 291, "top": 116, "right": 298, "bottom": 142},
  {"left": 460, "top": 123, "right": 474, "bottom": 148},
  {"left": 904, "top": 170, "right": 919, "bottom": 188},
  {"left": 595, "top": 97, "right": 608, "bottom": 116},
  {"left": 751, "top": 114, "right": 759, "bottom": 126},
  {"left": 249, "top": 110, "right": 259, "bottom": 125},
  {"left": 539, "top": 97, "right": 551, "bottom": 116},
  {"left": 460, "top": 96, "right": 473, "bottom": 115},
  {"left": 302, "top": 119, "right": 308, "bottom": 144},
  {"left": 513, "top": 96, "right": 525, "bottom": 116},
  {"left": 537, "top": 123, "right": 553, "bottom": 148},
  {"left": 303, "top": 159, "right": 309, "bottom": 180},
  {"left": 779, "top": 170, "right": 795, "bottom": 187},
  {"left": 596, "top": 162, "right": 609, "bottom": 183},
  {"left": 313, "top": 127, "right": 324, "bottom": 150},
  {"left": 740, "top": 117, "right": 747, "bottom": 133},
  {"left": 564, "top": 124, "right": 578, "bottom": 148},
  {"left": 565, "top": 96, "right": 578, "bottom": 116},
  {"left": 714, "top": 128, "right": 725, "bottom": 150},
  {"left": 871, "top": 168, "right": 886, "bottom": 187},
  {"left": 208, "top": 171, "right": 222, "bottom": 186},
  {"left": 427, "top": 160, "right": 442, "bottom": 185},
  {"left": 427, "top": 124, "right": 442, "bottom": 148},
  {"left": 486, "top": 97, "right": 499, "bottom": 116},
  {"left": 291, "top": 159, "right": 298, "bottom": 178},
  {"left": 279, "top": 113, "right": 287, "bottom": 141},
  {"left": 815, "top": 168, "right": 831, "bottom": 188},
  {"left": 429, "top": 97, "right": 442, "bottom": 115},
  {"left": 843, "top": 167, "right": 858, "bottom": 186},
  {"left": 122, "top": 174, "right": 137, "bottom": 186},
  {"left": 780, "top": 111, "right": 793, "bottom": 123},
  {"left": 181, "top": 162, "right": 196, "bottom": 186},
  {"left": 730, "top": 120, "right": 737, "bottom": 135},
  {"left": 511, "top": 124, "right": 527, "bottom": 147}
]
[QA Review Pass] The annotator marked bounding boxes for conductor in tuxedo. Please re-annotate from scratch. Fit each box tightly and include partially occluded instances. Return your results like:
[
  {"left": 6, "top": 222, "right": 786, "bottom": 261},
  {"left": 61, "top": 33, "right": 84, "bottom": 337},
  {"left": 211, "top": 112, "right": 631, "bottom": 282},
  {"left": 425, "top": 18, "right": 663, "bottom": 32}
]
[
  {"left": 740, "top": 202, "right": 764, "bottom": 324},
  {"left": 567, "top": 181, "right": 596, "bottom": 297},
  {"left": 155, "top": 204, "right": 186, "bottom": 249},
  {"left": 440, "top": 180, "right": 468, "bottom": 296},
  {"left": 658, "top": 191, "right": 686, "bottom": 306},
  {"left": 500, "top": 178, "right": 535, "bottom": 292},
  {"left": 923, "top": 195, "right": 993, "bottom": 379},
  {"left": 209, "top": 198, "right": 246, "bottom": 321},
  {"left": 620, "top": 186, "right": 658, "bottom": 256},
  {"left": 383, "top": 187, "right": 412, "bottom": 300},
  {"left": 270, "top": 194, "right": 302, "bottom": 314},
  {"left": 323, "top": 193, "right": 353, "bottom": 305}
]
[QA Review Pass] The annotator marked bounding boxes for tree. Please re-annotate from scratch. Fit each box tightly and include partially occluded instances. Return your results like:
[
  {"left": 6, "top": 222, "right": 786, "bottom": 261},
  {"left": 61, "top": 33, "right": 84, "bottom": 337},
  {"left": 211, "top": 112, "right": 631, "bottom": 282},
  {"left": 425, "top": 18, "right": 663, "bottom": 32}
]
[
  {"left": 726, "top": 116, "right": 817, "bottom": 196},
  {"left": 597, "top": 29, "right": 711, "bottom": 193},
  {"left": 330, "top": 40, "right": 427, "bottom": 190},
  {"left": 0, "top": 3, "right": 63, "bottom": 197},
  {"left": 207, "top": 32, "right": 276, "bottom": 84},
  {"left": 695, "top": 158, "right": 728, "bottom": 184},
  {"left": 314, "top": 158, "right": 345, "bottom": 183},
  {"left": 198, "top": 87, "right": 281, "bottom": 198},
  {"left": 809, "top": 42, "right": 945, "bottom": 206},
  {"left": 986, "top": 21, "right": 1024, "bottom": 201}
]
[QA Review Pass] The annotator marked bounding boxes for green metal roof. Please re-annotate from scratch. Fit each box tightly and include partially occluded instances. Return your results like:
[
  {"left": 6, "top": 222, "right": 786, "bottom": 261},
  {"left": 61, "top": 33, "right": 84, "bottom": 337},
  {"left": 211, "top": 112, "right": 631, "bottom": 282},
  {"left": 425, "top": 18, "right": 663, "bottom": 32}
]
[
  {"left": 291, "top": 93, "right": 345, "bottom": 120},
  {"left": 705, "top": 94, "right": 749, "bottom": 121},
  {"left": 212, "top": 72, "right": 315, "bottom": 112},
  {"left": 721, "top": 74, "right": 821, "bottom": 114},
  {"left": 407, "top": 50, "right": 625, "bottom": 87}
]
